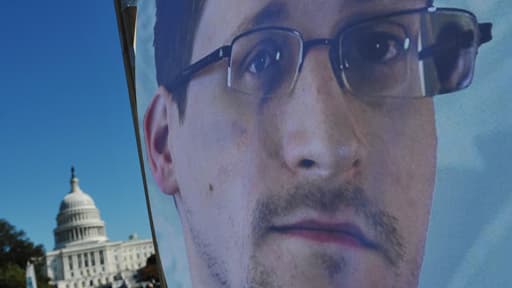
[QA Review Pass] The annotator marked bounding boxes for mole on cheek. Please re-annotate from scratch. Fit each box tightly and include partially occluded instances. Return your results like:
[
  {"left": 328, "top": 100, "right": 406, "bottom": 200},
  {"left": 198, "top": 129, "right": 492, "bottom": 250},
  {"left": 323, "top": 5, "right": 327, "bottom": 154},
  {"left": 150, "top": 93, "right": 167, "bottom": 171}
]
[{"left": 209, "top": 184, "right": 214, "bottom": 192}]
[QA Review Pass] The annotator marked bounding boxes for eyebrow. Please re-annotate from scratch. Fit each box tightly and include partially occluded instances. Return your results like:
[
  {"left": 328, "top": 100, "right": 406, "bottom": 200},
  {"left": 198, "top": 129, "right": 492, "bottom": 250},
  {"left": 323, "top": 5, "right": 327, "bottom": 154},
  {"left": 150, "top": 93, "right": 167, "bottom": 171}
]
[
  {"left": 250, "top": 1, "right": 289, "bottom": 28},
  {"left": 231, "top": 1, "right": 289, "bottom": 39}
]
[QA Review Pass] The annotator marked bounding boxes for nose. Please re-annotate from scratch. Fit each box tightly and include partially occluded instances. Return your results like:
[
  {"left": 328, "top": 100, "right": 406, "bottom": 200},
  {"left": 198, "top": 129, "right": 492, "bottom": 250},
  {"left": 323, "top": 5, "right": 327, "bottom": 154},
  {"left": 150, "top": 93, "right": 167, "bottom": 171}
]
[{"left": 281, "top": 48, "right": 365, "bottom": 180}]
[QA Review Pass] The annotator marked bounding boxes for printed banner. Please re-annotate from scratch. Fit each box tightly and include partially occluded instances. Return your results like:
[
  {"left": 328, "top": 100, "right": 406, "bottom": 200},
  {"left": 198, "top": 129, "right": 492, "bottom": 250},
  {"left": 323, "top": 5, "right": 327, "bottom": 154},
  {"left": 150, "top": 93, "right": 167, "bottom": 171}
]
[{"left": 130, "top": 1, "right": 510, "bottom": 287}]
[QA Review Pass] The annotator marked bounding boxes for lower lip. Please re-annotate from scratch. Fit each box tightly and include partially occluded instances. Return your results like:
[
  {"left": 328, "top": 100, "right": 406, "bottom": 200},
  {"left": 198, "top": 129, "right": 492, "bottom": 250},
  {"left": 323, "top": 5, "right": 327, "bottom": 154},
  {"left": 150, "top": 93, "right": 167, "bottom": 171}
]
[{"left": 277, "top": 229, "right": 364, "bottom": 248}]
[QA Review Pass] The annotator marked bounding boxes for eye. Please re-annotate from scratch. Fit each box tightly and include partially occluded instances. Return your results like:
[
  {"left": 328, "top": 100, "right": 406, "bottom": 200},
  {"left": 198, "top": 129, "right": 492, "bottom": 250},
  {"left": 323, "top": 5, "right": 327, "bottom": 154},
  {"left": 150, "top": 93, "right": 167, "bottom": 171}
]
[
  {"left": 230, "top": 31, "right": 297, "bottom": 97},
  {"left": 246, "top": 47, "right": 281, "bottom": 75},
  {"left": 356, "top": 31, "right": 405, "bottom": 63}
]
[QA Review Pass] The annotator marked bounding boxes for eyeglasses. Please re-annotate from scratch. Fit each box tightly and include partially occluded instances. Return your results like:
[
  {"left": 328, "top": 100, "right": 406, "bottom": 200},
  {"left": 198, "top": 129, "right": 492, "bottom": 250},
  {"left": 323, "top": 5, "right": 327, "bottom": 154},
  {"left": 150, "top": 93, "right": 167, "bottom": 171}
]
[{"left": 165, "top": 6, "right": 492, "bottom": 100}]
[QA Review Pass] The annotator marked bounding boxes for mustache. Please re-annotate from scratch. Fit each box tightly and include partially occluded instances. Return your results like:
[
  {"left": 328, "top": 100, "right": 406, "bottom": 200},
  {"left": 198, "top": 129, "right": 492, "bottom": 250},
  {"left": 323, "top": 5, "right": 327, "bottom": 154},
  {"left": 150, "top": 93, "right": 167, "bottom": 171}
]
[{"left": 251, "top": 182, "right": 405, "bottom": 268}]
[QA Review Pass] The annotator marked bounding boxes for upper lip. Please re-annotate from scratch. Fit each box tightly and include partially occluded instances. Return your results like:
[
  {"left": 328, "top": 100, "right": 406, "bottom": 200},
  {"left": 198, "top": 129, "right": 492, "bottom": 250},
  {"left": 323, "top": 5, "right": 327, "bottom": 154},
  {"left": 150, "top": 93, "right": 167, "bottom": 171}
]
[{"left": 269, "top": 219, "right": 380, "bottom": 250}]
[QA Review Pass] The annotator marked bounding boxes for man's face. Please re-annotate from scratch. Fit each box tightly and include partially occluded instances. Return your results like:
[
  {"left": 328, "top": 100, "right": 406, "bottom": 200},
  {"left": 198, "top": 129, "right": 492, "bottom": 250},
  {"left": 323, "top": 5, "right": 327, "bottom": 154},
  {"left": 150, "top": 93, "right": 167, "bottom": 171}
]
[{"left": 148, "top": 0, "right": 437, "bottom": 287}]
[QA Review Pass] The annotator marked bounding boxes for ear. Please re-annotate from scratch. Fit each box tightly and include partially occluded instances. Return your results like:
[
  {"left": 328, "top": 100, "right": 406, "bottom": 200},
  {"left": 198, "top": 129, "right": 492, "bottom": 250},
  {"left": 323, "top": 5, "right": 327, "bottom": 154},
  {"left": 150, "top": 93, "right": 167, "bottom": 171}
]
[{"left": 144, "top": 86, "right": 179, "bottom": 195}]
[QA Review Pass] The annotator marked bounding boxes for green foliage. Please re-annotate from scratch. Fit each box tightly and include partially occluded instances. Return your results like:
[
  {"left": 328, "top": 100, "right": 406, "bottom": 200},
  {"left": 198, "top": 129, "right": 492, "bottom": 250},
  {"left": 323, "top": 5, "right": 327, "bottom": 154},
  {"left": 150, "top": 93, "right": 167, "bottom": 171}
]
[
  {"left": 0, "top": 263, "right": 25, "bottom": 288},
  {"left": 0, "top": 218, "right": 52, "bottom": 288}
]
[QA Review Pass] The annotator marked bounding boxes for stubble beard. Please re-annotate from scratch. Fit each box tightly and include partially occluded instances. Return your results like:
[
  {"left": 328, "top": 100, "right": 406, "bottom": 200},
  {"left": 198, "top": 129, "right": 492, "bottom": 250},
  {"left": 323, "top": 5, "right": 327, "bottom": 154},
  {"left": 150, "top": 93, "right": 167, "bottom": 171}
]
[{"left": 186, "top": 181, "right": 407, "bottom": 288}]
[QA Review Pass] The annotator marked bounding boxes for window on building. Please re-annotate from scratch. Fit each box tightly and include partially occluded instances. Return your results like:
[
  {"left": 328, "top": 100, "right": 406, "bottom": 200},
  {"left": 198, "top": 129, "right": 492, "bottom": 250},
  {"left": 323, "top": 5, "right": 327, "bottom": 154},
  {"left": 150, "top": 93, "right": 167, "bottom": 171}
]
[
  {"left": 90, "top": 252, "right": 95, "bottom": 266},
  {"left": 77, "top": 254, "right": 82, "bottom": 268},
  {"left": 84, "top": 253, "right": 88, "bottom": 267},
  {"left": 99, "top": 250, "right": 104, "bottom": 265},
  {"left": 68, "top": 255, "right": 73, "bottom": 270},
  {"left": 89, "top": 280, "right": 93, "bottom": 286}
]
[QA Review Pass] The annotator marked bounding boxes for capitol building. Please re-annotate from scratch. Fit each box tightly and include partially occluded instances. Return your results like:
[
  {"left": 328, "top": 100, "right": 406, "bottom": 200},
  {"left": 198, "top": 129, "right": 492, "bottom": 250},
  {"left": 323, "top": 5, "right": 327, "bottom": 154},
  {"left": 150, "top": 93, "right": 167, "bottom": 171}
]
[{"left": 45, "top": 168, "right": 154, "bottom": 288}]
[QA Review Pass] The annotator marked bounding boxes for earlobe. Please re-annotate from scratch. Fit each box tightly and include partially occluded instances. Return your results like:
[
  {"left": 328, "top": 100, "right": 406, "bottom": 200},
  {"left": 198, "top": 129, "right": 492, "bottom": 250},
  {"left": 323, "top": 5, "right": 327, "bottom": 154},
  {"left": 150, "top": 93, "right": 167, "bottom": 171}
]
[{"left": 144, "top": 86, "right": 179, "bottom": 195}]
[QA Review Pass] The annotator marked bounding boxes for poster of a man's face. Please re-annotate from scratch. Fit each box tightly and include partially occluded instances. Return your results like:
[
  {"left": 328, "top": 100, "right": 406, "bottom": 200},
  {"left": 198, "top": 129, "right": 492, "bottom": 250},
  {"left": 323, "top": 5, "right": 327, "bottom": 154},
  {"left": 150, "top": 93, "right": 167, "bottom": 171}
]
[{"left": 132, "top": 0, "right": 498, "bottom": 287}]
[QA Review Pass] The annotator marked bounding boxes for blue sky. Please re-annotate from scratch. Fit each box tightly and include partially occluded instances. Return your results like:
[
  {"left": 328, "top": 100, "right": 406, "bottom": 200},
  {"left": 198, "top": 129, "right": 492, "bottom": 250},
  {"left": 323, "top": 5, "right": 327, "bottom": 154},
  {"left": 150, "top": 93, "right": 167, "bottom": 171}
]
[{"left": 0, "top": 1, "right": 151, "bottom": 250}]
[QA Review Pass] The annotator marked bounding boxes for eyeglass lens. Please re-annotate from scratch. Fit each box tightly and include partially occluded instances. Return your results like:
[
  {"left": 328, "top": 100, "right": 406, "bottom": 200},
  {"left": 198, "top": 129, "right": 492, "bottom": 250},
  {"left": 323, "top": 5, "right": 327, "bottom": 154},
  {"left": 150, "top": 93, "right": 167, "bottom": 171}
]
[{"left": 229, "top": 29, "right": 303, "bottom": 96}]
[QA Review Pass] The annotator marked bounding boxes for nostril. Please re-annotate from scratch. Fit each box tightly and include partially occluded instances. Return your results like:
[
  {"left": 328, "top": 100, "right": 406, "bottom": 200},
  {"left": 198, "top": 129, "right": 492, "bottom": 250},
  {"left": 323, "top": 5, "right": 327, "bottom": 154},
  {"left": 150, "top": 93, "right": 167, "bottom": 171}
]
[
  {"left": 352, "top": 159, "right": 361, "bottom": 168},
  {"left": 298, "top": 159, "right": 316, "bottom": 169}
]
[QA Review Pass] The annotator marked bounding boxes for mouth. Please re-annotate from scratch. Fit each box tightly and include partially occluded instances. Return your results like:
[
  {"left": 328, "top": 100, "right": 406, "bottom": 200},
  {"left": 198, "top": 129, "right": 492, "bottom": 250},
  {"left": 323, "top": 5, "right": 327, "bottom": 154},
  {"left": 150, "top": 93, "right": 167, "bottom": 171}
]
[{"left": 269, "top": 220, "right": 380, "bottom": 251}]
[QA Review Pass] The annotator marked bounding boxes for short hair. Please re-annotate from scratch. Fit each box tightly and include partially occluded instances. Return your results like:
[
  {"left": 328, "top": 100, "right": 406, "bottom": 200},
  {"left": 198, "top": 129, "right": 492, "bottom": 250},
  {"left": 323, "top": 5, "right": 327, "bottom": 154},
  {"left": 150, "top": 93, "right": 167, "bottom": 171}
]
[{"left": 154, "top": 0, "right": 206, "bottom": 119}]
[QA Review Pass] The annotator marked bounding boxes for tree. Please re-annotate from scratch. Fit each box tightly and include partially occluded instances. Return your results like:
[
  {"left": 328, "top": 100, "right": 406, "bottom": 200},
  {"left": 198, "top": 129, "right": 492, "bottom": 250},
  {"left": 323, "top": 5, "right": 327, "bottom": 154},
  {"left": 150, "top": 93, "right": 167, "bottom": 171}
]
[
  {"left": 0, "top": 263, "right": 25, "bottom": 287},
  {"left": 0, "top": 218, "right": 51, "bottom": 288}
]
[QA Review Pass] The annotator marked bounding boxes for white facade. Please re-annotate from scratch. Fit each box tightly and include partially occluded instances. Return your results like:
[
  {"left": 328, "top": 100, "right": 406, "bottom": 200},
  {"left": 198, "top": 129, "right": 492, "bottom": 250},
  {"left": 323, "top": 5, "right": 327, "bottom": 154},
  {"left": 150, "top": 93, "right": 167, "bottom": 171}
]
[{"left": 46, "top": 168, "right": 154, "bottom": 288}]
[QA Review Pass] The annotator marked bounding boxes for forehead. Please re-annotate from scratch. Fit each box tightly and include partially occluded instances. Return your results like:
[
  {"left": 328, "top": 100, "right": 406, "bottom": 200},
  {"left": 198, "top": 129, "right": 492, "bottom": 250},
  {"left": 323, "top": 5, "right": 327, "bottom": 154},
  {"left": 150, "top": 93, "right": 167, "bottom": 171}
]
[{"left": 193, "top": 0, "right": 426, "bottom": 59}]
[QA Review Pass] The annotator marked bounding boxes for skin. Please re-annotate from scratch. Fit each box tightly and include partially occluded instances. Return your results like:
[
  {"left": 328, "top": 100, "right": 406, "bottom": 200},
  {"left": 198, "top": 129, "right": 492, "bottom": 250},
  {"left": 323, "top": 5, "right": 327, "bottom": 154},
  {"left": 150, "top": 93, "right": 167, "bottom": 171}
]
[{"left": 145, "top": 0, "right": 437, "bottom": 287}]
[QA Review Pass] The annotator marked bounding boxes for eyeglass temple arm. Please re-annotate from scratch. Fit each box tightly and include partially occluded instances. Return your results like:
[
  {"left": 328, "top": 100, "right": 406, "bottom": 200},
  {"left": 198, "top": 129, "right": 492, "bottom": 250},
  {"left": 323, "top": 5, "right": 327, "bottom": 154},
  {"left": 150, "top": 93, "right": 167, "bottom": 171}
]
[
  {"left": 167, "top": 45, "right": 232, "bottom": 93},
  {"left": 479, "top": 22, "right": 493, "bottom": 45},
  {"left": 418, "top": 22, "right": 492, "bottom": 60}
]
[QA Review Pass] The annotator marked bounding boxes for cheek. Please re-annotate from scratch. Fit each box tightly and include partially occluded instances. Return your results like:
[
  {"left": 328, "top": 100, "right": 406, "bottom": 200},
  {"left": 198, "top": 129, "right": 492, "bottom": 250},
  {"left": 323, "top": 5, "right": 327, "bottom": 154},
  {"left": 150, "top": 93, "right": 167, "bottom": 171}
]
[
  {"left": 175, "top": 113, "right": 250, "bottom": 206},
  {"left": 366, "top": 100, "right": 436, "bottom": 258},
  {"left": 172, "top": 79, "right": 257, "bottom": 243},
  {"left": 366, "top": 99, "right": 436, "bottom": 184},
  {"left": 175, "top": 72, "right": 252, "bottom": 182}
]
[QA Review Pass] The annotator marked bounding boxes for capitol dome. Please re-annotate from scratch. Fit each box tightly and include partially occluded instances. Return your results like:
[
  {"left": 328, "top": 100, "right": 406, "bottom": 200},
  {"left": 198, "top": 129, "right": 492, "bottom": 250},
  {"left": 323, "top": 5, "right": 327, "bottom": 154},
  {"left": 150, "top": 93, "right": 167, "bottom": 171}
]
[
  {"left": 59, "top": 185, "right": 96, "bottom": 211},
  {"left": 53, "top": 167, "right": 108, "bottom": 249}
]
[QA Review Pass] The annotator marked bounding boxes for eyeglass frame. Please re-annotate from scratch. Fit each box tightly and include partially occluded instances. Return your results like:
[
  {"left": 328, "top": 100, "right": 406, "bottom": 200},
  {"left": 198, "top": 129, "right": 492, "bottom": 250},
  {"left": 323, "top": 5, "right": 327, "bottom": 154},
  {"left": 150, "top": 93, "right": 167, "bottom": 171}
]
[{"left": 163, "top": 6, "right": 493, "bottom": 97}]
